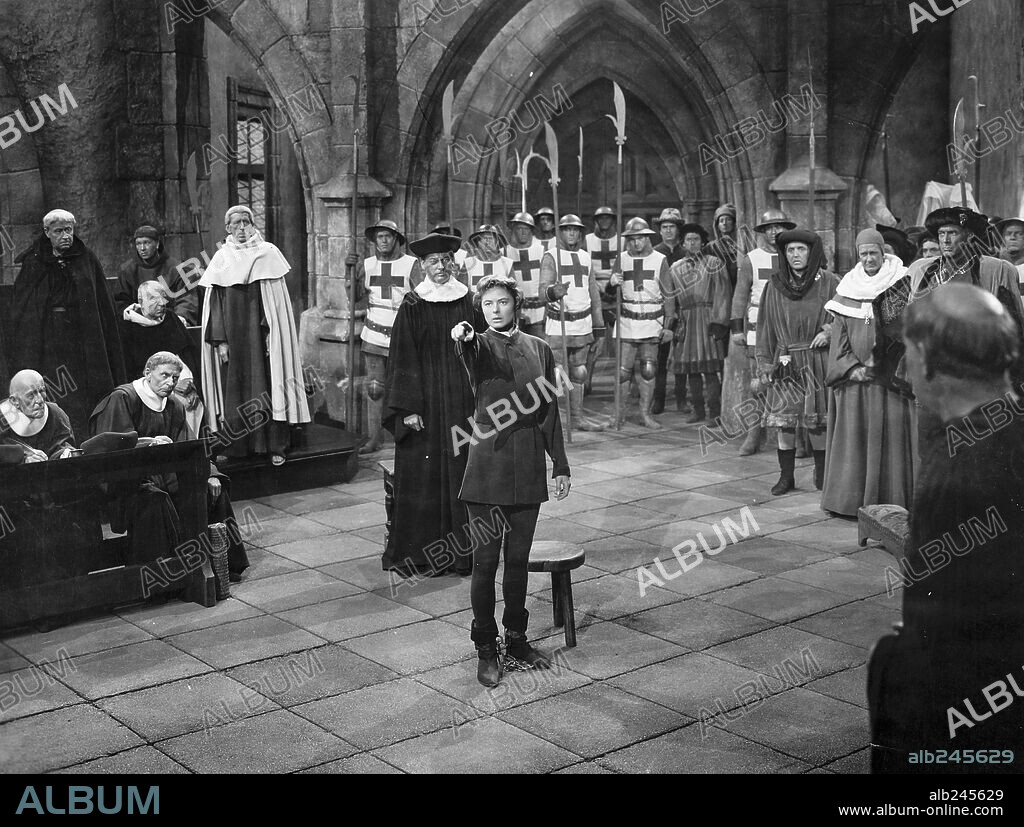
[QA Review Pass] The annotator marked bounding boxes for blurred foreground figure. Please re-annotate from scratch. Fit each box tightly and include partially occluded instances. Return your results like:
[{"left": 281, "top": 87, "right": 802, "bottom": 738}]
[{"left": 868, "top": 283, "right": 1024, "bottom": 773}]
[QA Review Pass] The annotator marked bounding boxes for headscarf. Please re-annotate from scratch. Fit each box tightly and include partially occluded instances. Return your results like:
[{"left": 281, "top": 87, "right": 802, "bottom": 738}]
[
  {"left": 198, "top": 230, "right": 290, "bottom": 287},
  {"left": 771, "top": 229, "right": 825, "bottom": 300},
  {"left": 825, "top": 230, "right": 907, "bottom": 319}
]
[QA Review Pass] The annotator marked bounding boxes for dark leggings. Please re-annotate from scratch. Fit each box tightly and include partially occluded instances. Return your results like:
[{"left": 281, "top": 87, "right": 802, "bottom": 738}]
[{"left": 468, "top": 502, "right": 541, "bottom": 644}]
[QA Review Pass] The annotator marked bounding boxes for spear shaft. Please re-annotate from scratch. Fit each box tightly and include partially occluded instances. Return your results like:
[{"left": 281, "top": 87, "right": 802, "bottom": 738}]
[{"left": 347, "top": 74, "right": 361, "bottom": 434}]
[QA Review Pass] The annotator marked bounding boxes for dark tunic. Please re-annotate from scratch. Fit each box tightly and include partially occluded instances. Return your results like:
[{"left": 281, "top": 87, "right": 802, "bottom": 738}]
[
  {"left": 458, "top": 328, "right": 569, "bottom": 505},
  {"left": 869, "top": 402, "right": 1024, "bottom": 771},
  {"left": 89, "top": 383, "right": 248, "bottom": 573},
  {"left": 668, "top": 253, "right": 731, "bottom": 374},
  {"left": 0, "top": 402, "right": 76, "bottom": 459},
  {"left": 115, "top": 249, "right": 197, "bottom": 325},
  {"left": 9, "top": 234, "right": 126, "bottom": 439},
  {"left": 821, "top": 311, "right": 915, "bottom": 516},
  {"left": 755, "top": 272, "right": 838, "bottom": 429},
  {"left": 120, "top": 313, "right": 200, "bottom": 382},
  {"left": 382, "top": 289, "right": 478, "bottom": 573},
  {"left": 204, "top": 283, "right": 285, "bottom": 456}
]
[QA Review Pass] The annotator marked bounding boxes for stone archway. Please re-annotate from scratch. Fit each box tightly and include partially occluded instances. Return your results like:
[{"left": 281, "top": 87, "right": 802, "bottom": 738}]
[{"left": 398, "top": 0, "right": 775, "bottom": 237}]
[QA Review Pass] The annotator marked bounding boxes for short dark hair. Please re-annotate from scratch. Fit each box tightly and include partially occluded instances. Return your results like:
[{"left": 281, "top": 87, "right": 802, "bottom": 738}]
[
  {"left": 904, "top": 283, "right": 1019, "bottom": 380},
  {"left": 473, "top": 276, "right": 523, "bottom": 313}
]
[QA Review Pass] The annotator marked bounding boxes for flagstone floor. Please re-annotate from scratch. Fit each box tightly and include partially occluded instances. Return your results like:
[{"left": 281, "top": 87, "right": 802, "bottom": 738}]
[{"left": 0, "top": 384, "right": 901, "bottom": 774}]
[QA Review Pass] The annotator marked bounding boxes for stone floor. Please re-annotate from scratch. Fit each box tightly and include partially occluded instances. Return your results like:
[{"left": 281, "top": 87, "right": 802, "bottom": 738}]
[{"left": 0, "top": 392, "right": 901, "bottom": 774}]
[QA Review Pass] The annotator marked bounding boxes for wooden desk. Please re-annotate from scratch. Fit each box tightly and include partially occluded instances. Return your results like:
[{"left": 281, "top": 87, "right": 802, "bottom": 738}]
[{"left": 0, "top": 440, "right": 216, "bottom": 630}]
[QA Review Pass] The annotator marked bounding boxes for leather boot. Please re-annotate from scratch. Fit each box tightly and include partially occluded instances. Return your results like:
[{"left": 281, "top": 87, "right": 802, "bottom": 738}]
[
  {"left": 705, "top": 373, "right": 722, "bottom": 427},
  {"left": 685, "top": 374, "right": 706, "bottom": 424},
  {"left": 505, "top": 630, "right": 551, "bottom": 669},
  {"left": 771, "top": 449, "right": 796, "bottom": 495},
  {"left": 359, "top": 397, "right": 383, "bottom": 454},
  {"left": 795, "top": 428, "right": 811, "bottom": 459},
  {"left": 476, "top": 639, "right": 502, "bottom": 687},
  {"left": 638, "top": 378, "right": 663, "bottom": 429},
  {"left": 813, "top": 449, "right": 826, "bottom": 491},
  {"left": 739, "top": 425, "right": 763, "bottom": 456},
  {"left": 674, "top": 374, "right": 691, "bottom": 414}
]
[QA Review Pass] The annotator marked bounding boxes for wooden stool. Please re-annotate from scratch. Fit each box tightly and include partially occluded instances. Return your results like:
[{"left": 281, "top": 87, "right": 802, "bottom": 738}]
[{"left": 528, "top": 541, "right": 585, "bottom": 648}]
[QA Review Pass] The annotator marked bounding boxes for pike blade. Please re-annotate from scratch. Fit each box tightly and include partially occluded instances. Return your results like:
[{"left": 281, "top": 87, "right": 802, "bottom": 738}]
[
  {"left": 952, "top": 97, "right": 969, "bottom": 178},
  {"left": 186, "top": 151, "right": 201, "bottom": 216},
  {"left": 544, "top": 122, "right": 560, "bottom": 185},
  {"left": 612, "top": 82, "right": 626, "bottom": 142},
  {"left": 442, "top": 81, "right": 455, "bottom": 141}
]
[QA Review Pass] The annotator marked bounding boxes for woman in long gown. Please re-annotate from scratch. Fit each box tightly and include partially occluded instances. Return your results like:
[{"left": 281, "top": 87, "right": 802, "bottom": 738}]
[{"left": 821, "top": 229, "right": 915, "bottom": 516}]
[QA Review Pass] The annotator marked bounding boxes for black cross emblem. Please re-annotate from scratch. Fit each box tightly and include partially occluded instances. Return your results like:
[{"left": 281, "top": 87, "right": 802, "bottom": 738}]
[
  {"left": 628, "top": 257, "right": 655, "bottom": 292},
  {"left": 471, "top": 261, "right": 494, "bottom": 287},
  {"left": 560, "top": 253, "right": 589, "bottom": 288},
  {"left": 512, "top": 248, "right": 540, "bottom": 282},
  {"left": 369, "top": 261, "right": 405, "bottom": 299},
  {"left": 592, "top": 239, "right": 617, "bottom": 270}
]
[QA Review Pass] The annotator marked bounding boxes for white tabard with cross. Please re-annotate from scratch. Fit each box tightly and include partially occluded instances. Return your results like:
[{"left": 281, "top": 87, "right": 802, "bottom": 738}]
[
  {"left": 506, "top": 241, "right": 545, "bottom": 325},
  {"left": 615, "top": 250, "right": 667, "bottom": 341},
  {"left": 362, "top": 253, "right": 417, "bottom": 350},
  {"left": 745, "top": 247, "right": 778, "bottom": 347},
  {"left": 544, "top": 248, "right": 594, "bottom": 338},
  {"left": 585, "top": 232, "right": 620, "bottom": 288},
  {"left": 463, "top": 255, "right": 514, "bottom": 292}
]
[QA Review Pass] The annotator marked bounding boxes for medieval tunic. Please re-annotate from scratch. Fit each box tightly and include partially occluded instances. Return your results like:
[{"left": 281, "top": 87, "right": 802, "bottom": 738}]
[
  {"left": 382, "top": 279, "right": 479, "bottom": 574},
  {"left": 458, "top": 328, "right": 569, "bottom": 505},
  {"left": 756, "top": 271, "right": 838, "bottom": 429},
  {"left": 506, "top": 241, "right": 546, "bottom": 328},
  {"left": 9, "top": 234, "right": 126, "bottom": 439},
  {"left": 543, "top": 248, "right": 601, "bottom": 348},
  {"left": 115, "top": 248, "right": 197, "bottom": 325},
  {"left": 89, "top": 380, "right": 248, "bottom": 574},
  {"left": 199, "top": 232, "right": 310, "bottom": 457},
  {"left": 732, "top": 247, "right": 779, "bottom": 348},
  {"left": 352, "top": 253, "right": 419, "bottom": 357},
  {"left": 462, "top": 256, "right": 514, "bottom": 293},
  {"left": 821, "top": 257, "right": 915, "bottom": 516},
  {"left": 668, "top": 252, "right": 731, "bottom": 374},
  {"left": 869, "top": 404, "right": 1024, "bottom": 770},
  {"left": 612, "top": 250, "right": 672, "bottom": 343}
]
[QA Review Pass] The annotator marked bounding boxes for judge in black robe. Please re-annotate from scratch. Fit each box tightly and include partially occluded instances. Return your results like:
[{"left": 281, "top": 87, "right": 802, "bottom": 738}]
[
  {"left": 8, "top": 211, "right": 126, "bottom": 439},
  {"left": 382, "top": 233, "right": 480, "bottom": 576},
  {"left": 89, "top": 352, "right": 248, "bottom": 577},
  {"left": 868, "top": 284, "right": 1024, "bottom": 773},
  {"left": 120, "top": 281, "right": 200, "bottom": 383}
]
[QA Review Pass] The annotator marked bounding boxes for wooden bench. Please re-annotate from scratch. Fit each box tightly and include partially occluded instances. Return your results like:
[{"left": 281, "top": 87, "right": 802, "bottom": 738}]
[
  {"left": 0, "top": 440, "right": 215, "bottom": 630},
  {"left": 528, "top": 541, "right": 585, "bottom": 648}
]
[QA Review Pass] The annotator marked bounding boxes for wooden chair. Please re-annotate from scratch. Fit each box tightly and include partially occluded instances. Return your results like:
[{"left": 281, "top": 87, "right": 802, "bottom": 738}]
[{"left": 528, "top": 540, "right": 585, "bottom": 648}]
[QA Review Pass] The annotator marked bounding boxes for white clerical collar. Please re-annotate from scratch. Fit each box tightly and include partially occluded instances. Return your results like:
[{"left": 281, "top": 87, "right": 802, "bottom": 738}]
[
  {"left": 133, "top": 378, "right": 167, "bottom": 412},
  {"left": 0, "top": 398, "right": 48, "bottom": 437},
  {"left": 414, "top": 278, "right": 468, "bottom": 302}
]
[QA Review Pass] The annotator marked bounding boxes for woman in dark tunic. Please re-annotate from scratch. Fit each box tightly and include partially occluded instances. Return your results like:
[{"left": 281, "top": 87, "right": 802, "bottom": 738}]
[
  {"left": 382, "top": 233, "right": 479, "bottom": 576},
  {"left": 755, "top": 230, "right": 838, "bottom": 495},
  {"left": 452, "top": 276, "right": 571, "bottom": 687}
]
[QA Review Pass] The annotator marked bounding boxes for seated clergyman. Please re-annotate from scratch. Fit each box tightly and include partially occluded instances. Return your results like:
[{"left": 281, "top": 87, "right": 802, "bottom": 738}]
[
  {"left": 88, "top": 351, "right": 249, "bottom": 579},
  {"left": 0, "top": 369, "right": 77, "bottom": 462},
  {"left": 120, "top": 280, "right": 203, "bottom": 435}
]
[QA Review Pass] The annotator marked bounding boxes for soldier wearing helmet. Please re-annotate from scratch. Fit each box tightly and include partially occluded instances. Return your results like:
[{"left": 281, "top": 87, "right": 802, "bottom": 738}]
[
  {"left": 729, "top": 208, "right": 797, "bottom": 455},
  {"left": 584, "top": 206, "right": 620, "bottom": 394},
  {"left": 505, "top": 212, "right": 547, "bottom": 337},
  {"left": 344, "top": 219, "right": 421, "bottom": 454},
  {"left": 534, "top": 207, "right": 557, "bottom": 251},
  {"left": 653, "top": 207, "right": 688, "bottom": 413},
  {"left": 463, "top": 225, "right": 514, "bottom": 293},
  {"left": 539, "top": 214, "right": 607, "bottom": 431},
  {"left": 606, "top": 218, "right": 675, "bottom": 428}
]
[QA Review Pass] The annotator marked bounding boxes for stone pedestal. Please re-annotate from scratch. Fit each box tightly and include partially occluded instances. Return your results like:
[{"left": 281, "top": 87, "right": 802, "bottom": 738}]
[
  {"left": 301, "top": 169, "right": 391, "bottom": 426},
  {"left": 769, "top": 163, "right": 847, "bottom": 269}
]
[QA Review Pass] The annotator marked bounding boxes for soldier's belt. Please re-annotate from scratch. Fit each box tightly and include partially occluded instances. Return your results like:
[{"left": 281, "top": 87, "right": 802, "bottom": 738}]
[
  {"left": 363, "top": 318, "right": 393, "bottom": 337},
  {"left": 546, "top": 305, "right": 592, "bottom": 322},
  {"left": 620, "top": 305, "right": 665, "bottom": 321},
  {"left": 522, "top": 296, "right": 547, "bottom": 309}
]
